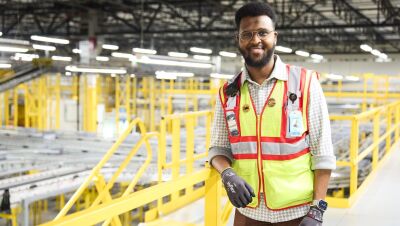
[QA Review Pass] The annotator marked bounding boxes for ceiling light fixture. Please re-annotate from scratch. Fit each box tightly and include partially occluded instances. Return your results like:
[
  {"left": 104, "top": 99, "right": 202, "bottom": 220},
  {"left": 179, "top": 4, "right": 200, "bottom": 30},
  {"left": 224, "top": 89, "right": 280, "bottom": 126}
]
[
  {"left": 112, "top": 52, "right": 134, "bottom": 59},
  {"left": 0, "top": 63, "right": 11, "bottom": 68},
  {"left": 32, "top": 44, "right": 56, "bottom": 51},
  {"left": 51, "top": 56, "right": 72, "bottom": 62},
  {"left": 0, "top": 45, "right": 29, "bottom": 53},
  {"left": 168, "top": 52, "right": 189, "bottom": 58},
  {"left": 190, "top": 47, "right": 212, "bottom": 54},
  {"left": 135, "top": 56, "right": 213, "bottom": 68},
  {"left": 326, "top": 74, "right": 343, "bottom": 80},
  {"left": 310, "top": 54, "right": 323, "bottom": 60},
  {"left": 360, "top": 44, "right": 372, "bottom": 52},
  {"left": 295, "top": 50, "right": 310, "bottom": 57},
  {"left": 72, "top": 48, "right": 81, "bottom": 54},
  {"left": 275, "top": 45, "right": 292, "bottom": 53},
  {"left": 345, "top": 76, "right": 360, "bottom": 81},
  {"left": 31, "top": 35, "right": 69, "bottom": 44},
  {"left": 132, "top": 48, "right": 157, "bottom": 55},
  {"left": 371, "top": 49, "right": 381, "bottom": 56},
  {"left": 0, "top": 38, "right": 30, "bottom": 45},
  {"left": 102, "top": 44, "right": 119, "bottom": 50},
  {"left": 96, "top": 56, "right": 110, "bottom": 62},
  {"left": 210, "top": 73, "right": 234, "bottom": 79},
  {"left": 65, "top": 65, "right": 127, "bottom": 74},
  {"left": 193, "top": 55, "right": 211, "bottom": 61},
  {"left": 219, "top": 51, "right": 237, "bottom": 58},
  {"left": 155, "top": 71, "right": 194, "bottom": 78}
]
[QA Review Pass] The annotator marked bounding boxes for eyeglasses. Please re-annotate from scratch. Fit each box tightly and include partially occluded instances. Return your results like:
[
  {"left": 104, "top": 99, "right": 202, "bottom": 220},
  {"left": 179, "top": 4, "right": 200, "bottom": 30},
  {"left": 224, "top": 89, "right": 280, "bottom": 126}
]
[{"left": 238, "top": 29, "right": 275, "bottom": 42}]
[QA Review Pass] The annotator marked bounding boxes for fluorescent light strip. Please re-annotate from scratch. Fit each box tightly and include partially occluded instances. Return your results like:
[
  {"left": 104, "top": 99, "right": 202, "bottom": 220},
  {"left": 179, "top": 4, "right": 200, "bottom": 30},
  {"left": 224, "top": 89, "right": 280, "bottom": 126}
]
[
  {"left": 0, "top": 38, "right": 30, "bottom": 45},
  {"left": 52, "top": 56, "right": 72, "bottom": 62},
  {"left": 371, "top": 49, "right": 381, "bottom": 56},
  {"left": 72, "top": 48, "right": 81, "bottom": 54},
  {"left": 0, "top": 45, "right": 29, "bottom": 53},
  {"left": 310, "top": 54, "right": 323, "bottom": 60},
  {"left": 345, "top": 76, "right": 360, "bottom": 81},
  {"left": 360, "top": 44, "right": 372, "bottom": 52},
  {"left": 135, "top": 56, "right": 212, "bottom": 68},
  {"left": 168, "top": 52, "right": 189, "bottom": 58},
  {"left": 155, "top": 71, "right": 194, "bottom": 78},
  {"left": 275, "top": 45, "right": 292, "bottom": 53},
  {"left": 219, "top": 51, "right": 237, "bottom": 58},
  {"left": 102, "top": 44, "right": 119, "bottom": 50},
  {"left": 31, "top": 35, "right": 69, "bottom": 44},
  {"left": 379, "top": 53, "right": 388, "bottom": 59},
  {"left": 0, "top": 32, "right": 2, "bottom": 37},
  {"left": 295, "top": 50, "right": 310, "bottom": 57},
  {"left": 33, "top": 44, "right": 56, "bottom": 51},
  {"left": 112, "top": 52, "right": 134, "bottom": 59},
  {"left": 133, "top": 48, "right": 157, "bottom": 55},
  {"left": 190, "top": 47, "right": 212, "bottom": 54},
  {"left": 65, "top": 71, "right": 72, "bottom": 76},
  {"left": 96, "top": 56, "right": 110, "bottom": 62},
  {"left": 326, "top": 74, "right": 343, "bottom": 80},
  {"left": 193, "top": 55, "right": 211, "bottom": 61},
  {"left": 0, "top": 63, "right": 11, "bottom": 69},
  {"left": 66, "top": 65, "right": 127, "bottom": 74},
  {"left": 13, "top": 53, "right": 39, "bottom": 61},
  {"left": 210, "top": 73, "right": 234, "bottom": 79}
]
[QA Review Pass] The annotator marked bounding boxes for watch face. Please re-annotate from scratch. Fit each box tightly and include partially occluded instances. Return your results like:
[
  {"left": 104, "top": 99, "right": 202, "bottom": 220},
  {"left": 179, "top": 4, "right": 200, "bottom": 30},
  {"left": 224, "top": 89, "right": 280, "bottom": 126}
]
[{"left": 318, "top": 200, "right": 328, "bottom": 210}]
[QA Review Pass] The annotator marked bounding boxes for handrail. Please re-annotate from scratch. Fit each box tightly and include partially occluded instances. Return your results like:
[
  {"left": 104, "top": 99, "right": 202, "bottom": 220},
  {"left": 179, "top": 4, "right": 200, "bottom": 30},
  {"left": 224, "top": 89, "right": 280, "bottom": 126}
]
[
  {"left": 54, "top": 117, "right": 156, "bottom": 222},
  {"left": 40, "top": 168, "right": 211, "bottom": 226},
  {"left": 327, "top": 100, "right": 400, "bottom": 207}
]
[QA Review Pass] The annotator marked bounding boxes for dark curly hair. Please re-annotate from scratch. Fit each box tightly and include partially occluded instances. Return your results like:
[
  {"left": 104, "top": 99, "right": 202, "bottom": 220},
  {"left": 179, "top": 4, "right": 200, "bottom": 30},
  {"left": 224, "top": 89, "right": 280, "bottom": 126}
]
[{"left": 235, "top": 2, "right": 277, "bottom": 29}]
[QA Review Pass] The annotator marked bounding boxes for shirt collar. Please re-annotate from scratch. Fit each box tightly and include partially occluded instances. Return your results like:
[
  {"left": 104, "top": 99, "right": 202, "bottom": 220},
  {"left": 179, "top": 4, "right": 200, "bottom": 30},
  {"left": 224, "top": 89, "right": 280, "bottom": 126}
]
[{"left": 240, "top": 54, "right": 288, "bottom": 86}]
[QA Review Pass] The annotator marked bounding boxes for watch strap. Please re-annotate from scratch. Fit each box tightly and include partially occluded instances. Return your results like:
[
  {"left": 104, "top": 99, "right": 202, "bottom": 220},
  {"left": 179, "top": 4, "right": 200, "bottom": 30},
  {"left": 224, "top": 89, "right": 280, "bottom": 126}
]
[{"left": 307, "top": 206, "right": 324, "bottom": 222}]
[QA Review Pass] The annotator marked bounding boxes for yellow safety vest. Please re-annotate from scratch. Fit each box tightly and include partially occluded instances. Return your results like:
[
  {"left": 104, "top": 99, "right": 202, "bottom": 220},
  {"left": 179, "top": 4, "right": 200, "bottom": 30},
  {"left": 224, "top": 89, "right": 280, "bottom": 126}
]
[{"left": 219, "top": 65, "right": 317, "bottom": 210}]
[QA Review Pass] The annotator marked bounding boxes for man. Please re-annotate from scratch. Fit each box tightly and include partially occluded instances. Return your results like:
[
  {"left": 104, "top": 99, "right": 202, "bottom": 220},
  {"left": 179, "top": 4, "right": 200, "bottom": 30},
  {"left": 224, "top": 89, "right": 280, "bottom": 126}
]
[{"left": 208, "top": 2, "right": 336, "bottom": 226}]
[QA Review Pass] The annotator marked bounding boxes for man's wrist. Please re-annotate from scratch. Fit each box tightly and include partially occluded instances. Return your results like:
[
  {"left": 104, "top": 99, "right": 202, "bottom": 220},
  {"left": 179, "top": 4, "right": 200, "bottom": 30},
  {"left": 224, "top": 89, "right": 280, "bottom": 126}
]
[{"left": 311, "top": 199, "right": 328, "bottom": 212}]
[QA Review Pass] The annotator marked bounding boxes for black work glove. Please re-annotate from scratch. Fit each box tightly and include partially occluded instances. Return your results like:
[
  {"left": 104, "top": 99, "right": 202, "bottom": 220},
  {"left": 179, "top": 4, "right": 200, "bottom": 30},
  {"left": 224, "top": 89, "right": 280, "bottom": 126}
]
[
  {"left": 299, "top": 206, "right": 324, "bottom": 226},
  {"left": 221, "top": 167, "right": 255, "bottom": 208}
]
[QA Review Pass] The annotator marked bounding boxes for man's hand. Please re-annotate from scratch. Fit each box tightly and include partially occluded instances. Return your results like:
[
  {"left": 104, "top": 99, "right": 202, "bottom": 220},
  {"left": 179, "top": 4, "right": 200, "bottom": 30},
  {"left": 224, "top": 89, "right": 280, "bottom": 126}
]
[
  {"left": 221, "top": 168, "right": 255, "bottom": 208},
  {"left": 299, "top": 206, "right": 324, "bottom": 226}
]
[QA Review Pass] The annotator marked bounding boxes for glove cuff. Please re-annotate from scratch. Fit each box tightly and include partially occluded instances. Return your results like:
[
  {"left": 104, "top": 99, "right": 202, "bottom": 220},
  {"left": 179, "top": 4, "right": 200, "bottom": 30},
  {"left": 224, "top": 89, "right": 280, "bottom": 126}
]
[{"left": 306, "top": 206, "right": 324, "bottom": 223}]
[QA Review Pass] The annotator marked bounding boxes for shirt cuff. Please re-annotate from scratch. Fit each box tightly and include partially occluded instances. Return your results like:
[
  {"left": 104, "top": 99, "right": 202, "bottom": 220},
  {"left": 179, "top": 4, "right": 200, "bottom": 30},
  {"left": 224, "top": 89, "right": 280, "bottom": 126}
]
[
  {"left": 311, "top": 155, "right": 336, "bottom": 170},
  {"left": 208, "top": 146, "right": 234, "bottom": 165}
]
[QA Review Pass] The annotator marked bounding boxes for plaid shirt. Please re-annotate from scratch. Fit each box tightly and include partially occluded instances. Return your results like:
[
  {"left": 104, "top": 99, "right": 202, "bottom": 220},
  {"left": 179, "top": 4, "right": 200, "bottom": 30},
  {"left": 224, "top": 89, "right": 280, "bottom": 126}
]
[{"left": 208, "top": 55, "right": 336, "bottom": 223}]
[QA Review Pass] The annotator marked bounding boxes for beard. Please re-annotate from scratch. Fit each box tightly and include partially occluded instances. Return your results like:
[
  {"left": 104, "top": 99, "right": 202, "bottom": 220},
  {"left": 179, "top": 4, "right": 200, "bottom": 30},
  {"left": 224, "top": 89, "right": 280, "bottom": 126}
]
[{"left": 239, "top": 44, "right": 275, "bottom": 68}]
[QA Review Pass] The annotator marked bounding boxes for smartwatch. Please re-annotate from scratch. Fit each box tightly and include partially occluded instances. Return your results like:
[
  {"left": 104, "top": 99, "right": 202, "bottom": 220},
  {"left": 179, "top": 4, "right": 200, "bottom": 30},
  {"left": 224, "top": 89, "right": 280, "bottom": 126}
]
[{"left": 312, "top": 199, "right": 328, "bottom": 211}]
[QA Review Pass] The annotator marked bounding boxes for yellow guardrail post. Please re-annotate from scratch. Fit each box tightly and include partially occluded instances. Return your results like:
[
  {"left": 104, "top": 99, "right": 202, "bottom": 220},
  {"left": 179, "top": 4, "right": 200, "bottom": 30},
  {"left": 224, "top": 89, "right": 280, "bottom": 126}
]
[
  {"left": 204, "top": 166, "right": 222, "bottom": 226},
  {"left": 149, "top": 77, "right": 156, "bottom": 131},
  {"left": 386, "top": 106, "right": 392, "bottom": 153},
  {"left": 349, "top": 117, "right": 359, "bottom": 195},
  {"left": 395, "top": 105, "right": 400, "bottom": 142},
  {"left": 372, "top": 111, "right": 380, "bottom": 170},
  {"left": 5, "top": 90, "right": 9, "bottom": 126},
  {"left": 13, "top": 86, "right": 18, "bottom": 127}
]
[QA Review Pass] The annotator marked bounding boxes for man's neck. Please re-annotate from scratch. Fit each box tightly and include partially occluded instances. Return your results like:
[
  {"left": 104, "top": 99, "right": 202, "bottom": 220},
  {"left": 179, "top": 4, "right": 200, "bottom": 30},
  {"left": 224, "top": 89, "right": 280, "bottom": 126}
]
[{"left": 246, "top": 57, "right": 276, "bottom": 85}]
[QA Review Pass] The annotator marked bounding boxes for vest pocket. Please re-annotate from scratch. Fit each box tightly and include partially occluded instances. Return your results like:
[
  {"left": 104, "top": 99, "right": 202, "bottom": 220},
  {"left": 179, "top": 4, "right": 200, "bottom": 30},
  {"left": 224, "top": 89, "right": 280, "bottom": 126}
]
[
  {"left": 232, "top": 159, "right": 259, "bottom": 207},
  {"left": 262, "top": 153, "right": 313, "bottom": 209}
]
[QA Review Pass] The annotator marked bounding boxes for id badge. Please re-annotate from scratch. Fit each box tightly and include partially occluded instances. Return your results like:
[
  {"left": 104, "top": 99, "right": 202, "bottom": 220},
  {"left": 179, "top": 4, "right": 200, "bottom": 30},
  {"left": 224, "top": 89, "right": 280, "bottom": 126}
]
[
  {"left": 289, "top": 110, "right": 304, "bottom": 137},
  {"left": 226, "top": 111, "right": 239, "bottom": 136}
]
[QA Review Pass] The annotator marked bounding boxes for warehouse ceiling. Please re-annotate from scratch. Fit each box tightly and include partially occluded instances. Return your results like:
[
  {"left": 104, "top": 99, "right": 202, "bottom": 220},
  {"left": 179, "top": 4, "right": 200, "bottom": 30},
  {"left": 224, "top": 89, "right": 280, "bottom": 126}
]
[{"left": 1, "top": 0, "right": 400, "bottom": 56}]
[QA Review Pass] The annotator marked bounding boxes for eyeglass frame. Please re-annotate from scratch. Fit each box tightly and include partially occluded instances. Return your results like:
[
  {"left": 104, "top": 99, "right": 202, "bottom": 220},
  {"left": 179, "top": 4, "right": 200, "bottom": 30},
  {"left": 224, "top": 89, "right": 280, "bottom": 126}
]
[{"left": 237, "top": 29, "right": 277, "bottom": 42}]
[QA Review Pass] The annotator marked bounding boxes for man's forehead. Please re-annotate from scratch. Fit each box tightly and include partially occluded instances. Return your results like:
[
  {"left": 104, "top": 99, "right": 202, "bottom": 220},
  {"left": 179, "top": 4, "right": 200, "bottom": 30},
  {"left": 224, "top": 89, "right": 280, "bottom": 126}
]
[{"left": 239, "top": 15, "right": 274, "bottom": 30}]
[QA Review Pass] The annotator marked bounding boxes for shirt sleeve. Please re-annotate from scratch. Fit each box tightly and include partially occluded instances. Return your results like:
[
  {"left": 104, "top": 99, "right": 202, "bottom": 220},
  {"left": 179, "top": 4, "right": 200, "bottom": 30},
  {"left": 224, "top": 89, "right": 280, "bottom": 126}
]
[
  {"left": 207, "top": 94, "right": 234, "bottom": 164},
  {"left": 307, "top": 75, "right": 337, "bottom": 170}
]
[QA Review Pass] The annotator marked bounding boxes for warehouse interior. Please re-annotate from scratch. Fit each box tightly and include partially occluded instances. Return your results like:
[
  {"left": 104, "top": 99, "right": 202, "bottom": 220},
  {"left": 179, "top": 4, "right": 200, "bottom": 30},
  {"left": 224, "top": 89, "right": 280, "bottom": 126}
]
[{"left": 0, "top": 0, "right": 399, "bottom": 225}]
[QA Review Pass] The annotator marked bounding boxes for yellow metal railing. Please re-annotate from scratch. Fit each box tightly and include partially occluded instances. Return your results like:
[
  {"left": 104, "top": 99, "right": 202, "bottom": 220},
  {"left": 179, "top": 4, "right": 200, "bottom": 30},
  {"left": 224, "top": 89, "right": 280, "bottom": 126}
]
[
  {"left": 41, "top": 100, "right": 400, "bottom": 226},
  {"left": 144, "top": 110, "right": 213, "bottom": 221},
  {"left": 49, "top": 117, "right": 157, "bottom": 226},
  {"left": 327, "top": 100, "right": 400, "bottom": 207}
]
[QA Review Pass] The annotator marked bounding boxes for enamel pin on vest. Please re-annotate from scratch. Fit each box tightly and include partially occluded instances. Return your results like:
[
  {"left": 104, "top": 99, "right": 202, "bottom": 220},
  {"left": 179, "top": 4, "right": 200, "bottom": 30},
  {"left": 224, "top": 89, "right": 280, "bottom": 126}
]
[{"left": 267, "top": 98, "right": 276, "bottom": 107}]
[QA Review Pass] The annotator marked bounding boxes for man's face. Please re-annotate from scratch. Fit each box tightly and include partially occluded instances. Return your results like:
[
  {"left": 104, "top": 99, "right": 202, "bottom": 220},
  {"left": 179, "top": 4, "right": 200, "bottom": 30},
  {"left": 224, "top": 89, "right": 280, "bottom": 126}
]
[{"left": 237, "top": 15, "right": 277, "bottom": 68}]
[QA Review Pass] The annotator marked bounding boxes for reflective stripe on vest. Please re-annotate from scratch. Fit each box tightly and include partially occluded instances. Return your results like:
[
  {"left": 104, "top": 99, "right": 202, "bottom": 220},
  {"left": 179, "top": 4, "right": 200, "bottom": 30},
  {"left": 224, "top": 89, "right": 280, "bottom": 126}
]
[{"left": 220, "top": 65, "right": 316, "bottom": 210}]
